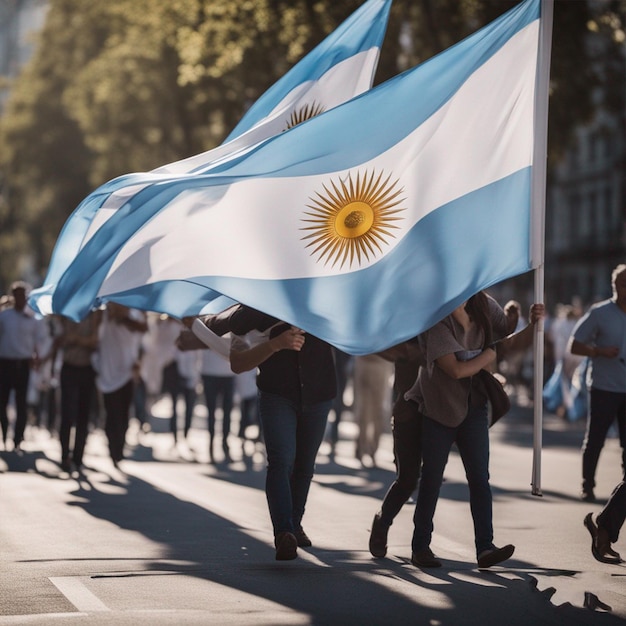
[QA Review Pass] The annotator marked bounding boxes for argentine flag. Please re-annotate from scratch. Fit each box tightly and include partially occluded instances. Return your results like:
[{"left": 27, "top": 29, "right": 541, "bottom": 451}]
[
  {"left": 29, "top": 0, "right": 392, "bottom": 316},
  {"left": 43, "top": 0, "right": 550, "bottom": 355}
]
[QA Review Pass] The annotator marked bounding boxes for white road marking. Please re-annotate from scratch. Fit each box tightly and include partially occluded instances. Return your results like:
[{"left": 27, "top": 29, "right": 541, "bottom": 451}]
[{"left": 49, "top": 577, "right": 110, "bottom": 612}]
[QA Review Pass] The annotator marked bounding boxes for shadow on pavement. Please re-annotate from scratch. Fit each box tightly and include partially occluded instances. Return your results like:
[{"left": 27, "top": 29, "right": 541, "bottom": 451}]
[{"left": 14, "top": 460, "right": 614, "bottom": 625}]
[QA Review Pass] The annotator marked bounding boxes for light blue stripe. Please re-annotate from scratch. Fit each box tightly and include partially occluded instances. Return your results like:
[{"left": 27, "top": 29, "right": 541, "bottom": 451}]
[
  {"left": 88, "top": 169, "right": 531, "bottom": 353},
  {"left": 102, "top": 282, "right": 236, "bottom": 319},
  {"left": 224, "top": 0, "right": 392, "bottom": 140}
]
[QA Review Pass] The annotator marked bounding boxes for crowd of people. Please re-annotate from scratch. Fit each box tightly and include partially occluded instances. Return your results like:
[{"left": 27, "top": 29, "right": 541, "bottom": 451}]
[
  {"left": 0, "top": 267, "right": 624, "bottom": 565},
  {"left": 0, "top": 288, "right": 262, "bottom": 472}
]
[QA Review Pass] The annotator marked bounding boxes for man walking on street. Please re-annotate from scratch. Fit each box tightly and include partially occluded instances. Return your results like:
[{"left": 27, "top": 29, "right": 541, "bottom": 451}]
[
  {"left": 569, "top": 264, "right": 626, "bottom": 503},
  {"left": 0, "top": 281, "right": 48, "bottom": 450}
]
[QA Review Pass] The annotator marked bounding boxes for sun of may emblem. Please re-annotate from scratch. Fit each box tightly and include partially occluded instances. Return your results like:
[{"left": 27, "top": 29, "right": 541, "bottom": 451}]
[
  {"left": 285, "top": 102, "right": 325, "bottom": 130},
  {"left": 301, "top": 170, "right": 406, "bottom": 269}
]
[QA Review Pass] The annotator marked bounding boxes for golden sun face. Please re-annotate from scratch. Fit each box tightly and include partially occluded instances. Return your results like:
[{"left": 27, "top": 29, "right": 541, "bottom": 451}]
[
  {"left": 301, "top": 170, "right": 405, "bottom": 269},
  {"left": 285, "top": 101, "right": 325, "bottom": 130}
]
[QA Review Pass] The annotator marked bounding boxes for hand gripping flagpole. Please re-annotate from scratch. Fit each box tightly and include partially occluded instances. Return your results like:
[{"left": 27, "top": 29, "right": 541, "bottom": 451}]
[{"left": 530, "top": 0, "right": 554, "bottom": 496}]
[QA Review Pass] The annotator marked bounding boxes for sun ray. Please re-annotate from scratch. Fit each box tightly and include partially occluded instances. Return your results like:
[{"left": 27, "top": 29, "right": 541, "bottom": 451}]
[
  {"left": 285, "top": 101, "right": 326, "bottom": 130},
  {"left": 300, "top": 169, "right": 406, "bottom": 269}
]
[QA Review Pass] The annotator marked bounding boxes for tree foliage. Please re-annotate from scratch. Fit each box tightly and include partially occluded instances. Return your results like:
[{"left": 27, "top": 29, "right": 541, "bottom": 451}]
[{"left": 0, "top": 0, "right": 623, "bottom": 291}]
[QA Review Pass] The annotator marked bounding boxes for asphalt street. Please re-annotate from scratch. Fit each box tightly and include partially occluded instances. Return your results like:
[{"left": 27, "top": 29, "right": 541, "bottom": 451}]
[{"left": 1, "top": 392, "right": 625, "bottom": 625}]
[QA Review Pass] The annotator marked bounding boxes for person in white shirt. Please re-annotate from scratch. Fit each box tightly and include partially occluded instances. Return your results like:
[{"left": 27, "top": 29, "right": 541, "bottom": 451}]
[
  {"left": 94, "top": 303, "right": 147, "bottom": 467},
  {"left": 136, "top": 313, "right": 181, "bottom": 431},
  {"left": 0, "top": 282, "right": 49, "bottom": 450},
  {"left": 353, "top": 353, "right": 393, "bottom": 467}
]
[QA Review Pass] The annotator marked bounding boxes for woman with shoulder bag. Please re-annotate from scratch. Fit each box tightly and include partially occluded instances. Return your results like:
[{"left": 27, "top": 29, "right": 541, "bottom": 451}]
[{"left": 405, "top": 292, "right": 544, "bottom": 569}]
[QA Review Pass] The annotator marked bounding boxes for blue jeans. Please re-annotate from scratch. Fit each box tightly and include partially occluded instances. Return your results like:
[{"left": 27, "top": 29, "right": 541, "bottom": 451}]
[
  {"left": 412, "top": 404, "right": 493, "bottom": 556},
  {"left": 259, "top": 391, "right": 331, "bottom": 535}
]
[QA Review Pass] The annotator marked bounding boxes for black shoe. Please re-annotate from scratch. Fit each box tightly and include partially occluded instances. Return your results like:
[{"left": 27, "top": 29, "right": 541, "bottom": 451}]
[
  {"left": 369, "top": 513, "right": 388, "bottom": 558},
  {"left": 581, "top": 487, "right": 596, "bottom": 503},
  {"left": 584, "top": 513, "right": 621, "bottom": 563},
  {"left": 477, "top": 544, "right": 515, "bottom": 569},
  {"left": 275, "top": 532, "right": 298, "bottom": 561},
  {"left": 411, "top": 548, "right": 442, "bottom": 568},
  {"left": 60, "top": 457, "right": 72, "bottom": 473},
  {"left": 294, "top": 528, "right": 312, "bottom": 548}
]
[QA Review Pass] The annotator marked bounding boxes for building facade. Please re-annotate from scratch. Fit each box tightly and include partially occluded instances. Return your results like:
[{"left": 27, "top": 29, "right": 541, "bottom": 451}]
[
  {"left": 545, "top": 9, "right": 626, "bottom": 310},
  {"left": 546, "top": 109, "right": 626, "bottom": 307}
]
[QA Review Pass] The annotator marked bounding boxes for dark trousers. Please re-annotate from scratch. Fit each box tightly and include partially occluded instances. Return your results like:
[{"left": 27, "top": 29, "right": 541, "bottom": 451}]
[
  {"left": 59, "top": 363, "right": 96, "bottom": 466},
  {"left": 163, "top": 362, "right": 196, "bottom": 441},
  {"left": 133, "top": 378, "right": 148, "bottom": 426},
  {"left": 103, "top": 380, "right": 134, "bottom": 463},
  {"left": 238, "top": 396, "right": 259, "bottom": 439},
  {"left": 582, "top": 388, "right": 626, "bottom": 491},
  {"left": 329, "top": 349, "right": 352, "bottom": 445},
  {"left": 202, "top": 375, "right": 234, "bottom": 446},
  {"left": 597, "top": 480, "right": 626, "bottom": 544},
  {"left": 379, "top": 407, "right": 423, "bottom": 527},
  {"left": 0, "top": 358, "right": 30, "bottom": 445},
  {"left": 413, "top": 405, "right": 493, "bottom": 556},
  {"left": 36, "top": 387, "right": 57, "bottom": 431},
  {"left": 170, "top": 385, "right": 195, "bottom": 441}
]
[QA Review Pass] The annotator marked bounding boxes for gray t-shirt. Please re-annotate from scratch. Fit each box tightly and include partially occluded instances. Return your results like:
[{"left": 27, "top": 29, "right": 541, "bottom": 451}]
[
  {"left": 404, "top": 296, "right": 508, "bottom": 427},
  {"left": 572, "top": 299, "right": 626, "bottom": 393}
]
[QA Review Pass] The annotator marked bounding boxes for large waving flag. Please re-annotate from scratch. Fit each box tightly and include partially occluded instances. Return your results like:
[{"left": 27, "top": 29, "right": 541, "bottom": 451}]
[
  {"left": 29, "top": 0, "right": 392, "bottom": 316},
  {"left": 42, "top": 0, "right": 551, "bottom": 356}
]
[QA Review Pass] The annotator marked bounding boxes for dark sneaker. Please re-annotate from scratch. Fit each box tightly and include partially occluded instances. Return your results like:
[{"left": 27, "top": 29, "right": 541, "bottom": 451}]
[
  {"left": 411, "top": 548, "right": 442, "bottom": 568},
  {"left": 477, "top": 544, "right": 515, "bottom": 569},
  {"left": 60, "top": 457, "right": 72, "bottom": 473},
  {"left": 295, "top": 528, "right": 312, "bottom": 548},
  {"left": 369, "top": 513, "right": 388, "bottom": 558},
  {"left": 274, "top": 532, "right": 298, "bottom": 561}
]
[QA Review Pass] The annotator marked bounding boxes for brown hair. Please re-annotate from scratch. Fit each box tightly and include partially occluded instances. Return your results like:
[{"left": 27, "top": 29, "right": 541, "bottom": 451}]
[{"left": 465, "top": 291, "right": 493, "bottom": 348}]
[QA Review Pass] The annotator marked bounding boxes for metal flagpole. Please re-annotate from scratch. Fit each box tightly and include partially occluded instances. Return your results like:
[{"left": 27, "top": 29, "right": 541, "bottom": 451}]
[{"left": 530, "top": 0, "right": 554, "bottom": 496}]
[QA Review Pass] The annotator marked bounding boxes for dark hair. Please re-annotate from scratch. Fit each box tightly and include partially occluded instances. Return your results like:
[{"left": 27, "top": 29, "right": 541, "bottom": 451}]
[{"left": 464, "top": 291, "right": 493, "bottom": 348}]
